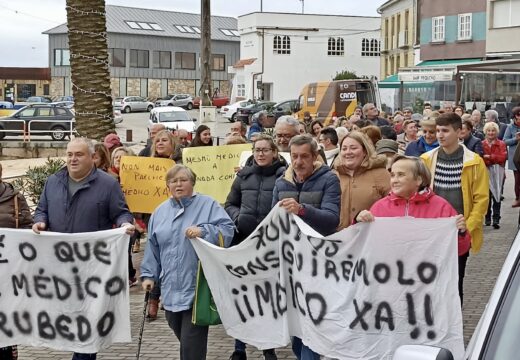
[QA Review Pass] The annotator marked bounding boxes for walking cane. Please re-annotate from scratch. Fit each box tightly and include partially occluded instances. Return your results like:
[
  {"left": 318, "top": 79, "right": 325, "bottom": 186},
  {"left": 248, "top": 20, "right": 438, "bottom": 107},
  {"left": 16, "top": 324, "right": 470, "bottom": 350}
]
[{"left": 136, "top": 291, "right": 150, "bottom": 360}]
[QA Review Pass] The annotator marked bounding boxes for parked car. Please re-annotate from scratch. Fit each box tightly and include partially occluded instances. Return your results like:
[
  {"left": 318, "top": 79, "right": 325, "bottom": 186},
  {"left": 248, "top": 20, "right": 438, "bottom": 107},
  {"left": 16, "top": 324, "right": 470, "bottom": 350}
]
[
  {"left": 113, "top": 96, "right": 154, "bottom": 113},
  {"left": 148, "top": 106, "right": 197, "bottom": 134},
  {"left": 155, "top": 94, "right": 194, "bottom": 110},
  {"left": 113, "top": 110, "right": 123, "bottom": 125},
  {"left": 220, "top": 100, "right": 252, "bottom": 123},
  {"left": 236, "top": 101, "right": 276, "bottom": 125},
  {"left": 55, "top": 95, "right": 74, "bottom": 102},
  {"left": 0, "top": 101, "right": 15, "bottom": 117},
  {"left": 193, "top": 94, "right": 230, "bottom": 108},
  {"left": 271, "top": 99, "right": 299, "bottom": 119},
  {"left": 50, "top": 101, "right": 74, "bottom": 109},
  {"left": 15, "top": 96, "right": 53, "bottom": 109},
  {"left": 0, "top": 104, "right": 75, "bottom": 141},
  {"left": 393, "top": 229, "right": 520, "bottom": 360}
]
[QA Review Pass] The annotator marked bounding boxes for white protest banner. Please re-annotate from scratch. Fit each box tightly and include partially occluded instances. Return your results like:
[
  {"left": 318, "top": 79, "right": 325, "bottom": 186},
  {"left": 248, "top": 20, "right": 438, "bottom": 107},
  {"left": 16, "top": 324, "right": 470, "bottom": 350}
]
[
  {"left": 0, "top": 228, "right": 131, "bottom": 353},
  {"left": 191, "top": 207, "right": 464, "bottom": 359}
]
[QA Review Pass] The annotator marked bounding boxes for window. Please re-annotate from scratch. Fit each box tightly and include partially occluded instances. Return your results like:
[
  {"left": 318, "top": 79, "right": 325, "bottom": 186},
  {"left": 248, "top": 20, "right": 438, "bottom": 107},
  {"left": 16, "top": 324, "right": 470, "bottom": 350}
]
[
  {"left": 230, "top": 30, "right": 240, "bottom": 36},
  {"left": 153, "top": 51, "right": 171, "bottom": 69},
  {"left": 109, "top": 48, "right": 126, "bottom": 67},
  {"left": 54, "top": 49, "right": 70, "bottom": 66},
  {"left": 432, "top": 16, "right": 445, "bottom": 42},
  {"left": 212, "top": 54, "right": 225, "bottom": 71},
  {"left": 43, "top": 84, "right": 49, "bottom": 95},
  {"left": 327, "top": 37, "right": 344, "bottom": 56},
  {"left": 361, "top": 38, "right": 380, "bottom": 56},
  {"left": 458, "top": 13, "right": 472, "bottom": 40},
  {"left": 237, "top": 84, "right": 245, "bottom": 97},
  {"left": 175, "top": 25, "right": 187, "bottom": 33},
  {"left": 492, "top": 0, "right": 520, "bottom": 28},
  {"left": 175, "top": 52, "right": 196, "bottom": 69},
  {"left": 183, "top": 26, "right": 194, "bottom": 33},
  {"left": 192, "top": 26, "right": 201, "bottom": 34},
  {"left": 273, "top": 35, "right": 291, "bottom": 55},
  {"left": 125, "top": 21, "right": 163, "bottom": 31},
  {"left": 130, "top": 49, "right": 149, "bottom": 68}
]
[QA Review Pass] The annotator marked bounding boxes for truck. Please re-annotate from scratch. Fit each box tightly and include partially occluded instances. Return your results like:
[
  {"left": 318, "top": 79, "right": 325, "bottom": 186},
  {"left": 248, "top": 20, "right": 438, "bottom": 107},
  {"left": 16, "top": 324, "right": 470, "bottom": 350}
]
[{"left": 295, "top": 79, "right": 381, "bottom": 124}]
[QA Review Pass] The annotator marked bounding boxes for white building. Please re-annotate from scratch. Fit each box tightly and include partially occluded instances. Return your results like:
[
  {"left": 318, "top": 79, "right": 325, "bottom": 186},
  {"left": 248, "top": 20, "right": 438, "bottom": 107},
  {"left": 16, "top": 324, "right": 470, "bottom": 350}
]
[{"left": 230, "top": 12, "right": 381, "bottom": 103}]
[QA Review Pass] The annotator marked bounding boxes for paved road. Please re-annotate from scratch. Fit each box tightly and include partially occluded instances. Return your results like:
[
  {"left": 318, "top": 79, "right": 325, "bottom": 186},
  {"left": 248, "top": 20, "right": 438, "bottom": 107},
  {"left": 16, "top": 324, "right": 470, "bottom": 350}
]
[{"left": 17, "top": 174, "right": 519, "bottom": 359}]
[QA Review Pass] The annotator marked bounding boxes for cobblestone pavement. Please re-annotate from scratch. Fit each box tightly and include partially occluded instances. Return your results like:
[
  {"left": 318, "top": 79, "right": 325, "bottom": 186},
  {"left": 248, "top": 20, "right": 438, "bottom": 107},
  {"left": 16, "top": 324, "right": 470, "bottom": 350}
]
[{"left": 17, "top": 173, "right": 519, "bottom": 359}]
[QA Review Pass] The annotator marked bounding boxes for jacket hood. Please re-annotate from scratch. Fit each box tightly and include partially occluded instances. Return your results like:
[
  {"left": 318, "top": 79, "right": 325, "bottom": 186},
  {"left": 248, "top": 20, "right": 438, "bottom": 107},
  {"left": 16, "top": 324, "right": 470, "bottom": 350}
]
[
  {"left": 0, "top": 182, "right": 19, "bottom": 202},
  {"left": 386, "top": 187, "right": 434, "bottom": 204},
  {"left": 332, "top": 153, "right": 387, "bottom": 176}
]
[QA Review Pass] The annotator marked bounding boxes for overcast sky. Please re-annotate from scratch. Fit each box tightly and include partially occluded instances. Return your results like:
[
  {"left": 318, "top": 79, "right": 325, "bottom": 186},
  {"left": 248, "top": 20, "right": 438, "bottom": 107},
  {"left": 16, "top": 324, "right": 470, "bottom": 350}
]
[{"left": 0, "top": 0, "right": 382, "bottom": 67}]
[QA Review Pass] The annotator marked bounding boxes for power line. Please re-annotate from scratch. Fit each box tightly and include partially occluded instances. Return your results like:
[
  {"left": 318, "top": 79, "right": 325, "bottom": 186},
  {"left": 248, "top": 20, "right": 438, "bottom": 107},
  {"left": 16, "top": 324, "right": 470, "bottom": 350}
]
[{"left": 0, "top": 2, "right": 63, "bottom": 25}]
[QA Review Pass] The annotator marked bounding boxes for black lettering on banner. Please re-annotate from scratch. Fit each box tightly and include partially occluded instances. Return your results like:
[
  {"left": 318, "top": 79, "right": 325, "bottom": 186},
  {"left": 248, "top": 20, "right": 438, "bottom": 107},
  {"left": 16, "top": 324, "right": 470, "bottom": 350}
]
[
  {"left": 417, "top": 262, "right": 437, "bottom": 284},
  {"left": 352, "top": 259, "right": 370, "bottom": 286},
  {"left": 324, "top": 260, "right": 339, "bottom": 282},
  {"left": 0, "top": 312, "right": 13, "bottom": 337},
  {"left": 255, "top": 282, "right": 278, "bottom": 319},
  {"left": 311, "top": 250, "right": 318, "bottom": 277},
  {"left": 265, "top": 221, "right": 280, "bottom": 242},
  {"left": 19, "top": 242, "right": 37, "bottom": 261},
  {"left": 93, "top": 241, "right": 111, "bottom": 265},
  {"left": 72, "top": 267, "right": 85, "bottom": 300},
  {"left": 12, "top": 274, "right": 32, "bottom": 297},
  {"left": 277, "top": 211, "right": 292, "bottom": 235},
  {"left": 14, "top": 311, "right": 32, "bottom": 335},
  {"left": 53, "top": 276, "right": 72, "bottom": 300},
  {"left": 225, "top": 265, "right": 247, "bottom": 279},
  {"left": 305, "top": 292, "right": 327, "bottom": 325},
  {"left": 105, "top": 276, "right": 125, "bottom": 296},
  {"left": 406, "top": 293, "right": 420, "bottom": 339},
  {"left": 309, "top": 237, "right": 340, "bottom": 258},
  {"left": 0, "top": 234, "right": 8, "bottom": 264},
  {"left": 264, "top": 250, "right": 280, "bottom": 269},
  {"left": 281, "top": 241, "right": 303, "bottom": 271},
  {"left": 56, "top": 315, "right": 75, "bottom": 341},
  {"left": 77, "top": 315, "right": 92, "bottom": 342},
  {"left": 73, "top": 243, "right": 91, "bottom": 262},
  {"left": 294, "top": 282, "right": 306, "bottom": 316},
  {"left": 349, "top": 299, "right": 372, "bottom": 330},
  {"left": 241, "top": 285, "right": 255, "bottom": 317},
  {"left": 375, "top": 302, "right": 395, "bottom": 330},
  {"left": 251, "top": 227, "right": 266, "bottom": 250},
  {"left": 398, "top": 261, "right": 415, "bottom": 285},
  {"left": 341, "top": 255, "right": 354, "bottom": 281},
  {"left": 246, "top": 257, "right": 269, "bottom": 275},
  {"left": 54, "top": 241, "right": 74, "bottom": 262},
  {"left": 37, "top": 311, "right": 56, "bottom": 340},
  {"left": 85, "top": 277, "right": 101, "bottom": 298},
  {"left": 97, "top": 312, "right": 115, "bottom": 337},
  {"left": 373, "top": 263, "right": 391, "bottom": 284},
  {"left": 424, "top": 294, "right": 436, "bottom": 339},
  {"left": 275, "top": 282, "right": 287, "bottom": 315},
  {"left": 34, "top": 268, "right": 53, "bottom": 299},
  {"left": 231, "top": 288, "right": 247, "bottom": 323}
]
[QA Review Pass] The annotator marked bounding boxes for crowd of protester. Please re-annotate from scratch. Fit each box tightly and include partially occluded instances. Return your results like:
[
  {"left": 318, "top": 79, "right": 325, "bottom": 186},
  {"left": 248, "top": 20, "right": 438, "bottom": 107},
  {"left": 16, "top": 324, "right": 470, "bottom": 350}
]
[{"left": 12, "top": 99, "right": 520, "bottom": 360}]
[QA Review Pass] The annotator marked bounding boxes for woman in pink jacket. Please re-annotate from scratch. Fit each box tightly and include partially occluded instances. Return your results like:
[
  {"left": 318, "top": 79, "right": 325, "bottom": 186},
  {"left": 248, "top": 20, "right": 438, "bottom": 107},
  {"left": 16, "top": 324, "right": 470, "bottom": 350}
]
[{"left": 356, "top": 155, "right": 470, "bottom": 256}]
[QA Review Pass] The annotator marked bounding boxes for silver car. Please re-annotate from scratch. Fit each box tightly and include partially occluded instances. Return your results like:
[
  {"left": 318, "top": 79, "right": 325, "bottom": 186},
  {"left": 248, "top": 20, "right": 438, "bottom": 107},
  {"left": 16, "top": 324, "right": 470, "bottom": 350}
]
[
  {"left": 155, "top": 94, "right": 194, "bottom": 110},
  {"left": 113, "top": 96, "right": 154, "bottom": 113}
]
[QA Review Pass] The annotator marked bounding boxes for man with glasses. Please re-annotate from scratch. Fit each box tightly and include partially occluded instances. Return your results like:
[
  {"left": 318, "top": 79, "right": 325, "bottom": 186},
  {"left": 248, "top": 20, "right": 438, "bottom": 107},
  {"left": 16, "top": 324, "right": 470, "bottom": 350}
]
[
  {"left": 274, "top": 115, "right": 300, "bottom": 152},
  {"left": 229, "top": 121, "right": 248, "bottom": 141},
  {"left": 362, "top": 103, "right": 389, "bottom": 127},
  {"left": 318, "top": 127, "right": 339, "bottom": 165}
]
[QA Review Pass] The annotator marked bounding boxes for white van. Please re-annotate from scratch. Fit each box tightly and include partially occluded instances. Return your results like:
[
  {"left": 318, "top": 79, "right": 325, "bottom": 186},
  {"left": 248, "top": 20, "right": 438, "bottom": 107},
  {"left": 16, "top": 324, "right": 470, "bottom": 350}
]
[{"left": 148, "top": 106, "right": 197, "bottom": 134}]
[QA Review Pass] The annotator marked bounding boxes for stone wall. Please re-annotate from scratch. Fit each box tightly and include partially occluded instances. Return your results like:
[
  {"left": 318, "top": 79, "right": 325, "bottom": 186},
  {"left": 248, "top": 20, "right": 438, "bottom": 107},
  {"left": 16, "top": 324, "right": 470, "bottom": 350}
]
[
  {"left": 127, "top": 78, "right": 140, "bottom": 96},
  {"left": 0, "top": 141, "right": 68, "bottom": 160},
  {"left": 50, "top": 77, "right": 64, "bottom": 98},
  {"left": 168, "top": 79, "right": 195, "bottom": 97},
  {"left": 110, "top": 77, "right": 120, "bottom": 98},
  {"left": 148, "top": 79, "right": 161, "bottom": 100},
  {"left": 219, "top": 80, "right": 231, "bottom": 96}
]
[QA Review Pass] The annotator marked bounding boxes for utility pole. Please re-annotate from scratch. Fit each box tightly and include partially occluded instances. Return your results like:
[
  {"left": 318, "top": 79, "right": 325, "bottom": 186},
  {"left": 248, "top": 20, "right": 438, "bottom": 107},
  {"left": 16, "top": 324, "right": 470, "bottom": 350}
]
[
  {"left": 260, "top": 0, "right": 263, "bottom": 12},
  {"left": 300, "top": 0, "right": 304, "bottom": 14},
  {"left": 201, "top": 0, "right": 212, "bottom": 106}
]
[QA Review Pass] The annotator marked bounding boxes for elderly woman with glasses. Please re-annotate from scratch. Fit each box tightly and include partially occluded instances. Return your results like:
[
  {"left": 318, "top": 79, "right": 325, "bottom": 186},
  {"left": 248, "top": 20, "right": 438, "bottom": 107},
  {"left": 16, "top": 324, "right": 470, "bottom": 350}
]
[
  {"left": 141, "top": 164, "right": 234, "bottom": 360},
  {"left": 503, "top": 106, "right": 520, "bottom": 207},
  {"left": 224, "top": 134, "right": 286, "bottom": 360}
]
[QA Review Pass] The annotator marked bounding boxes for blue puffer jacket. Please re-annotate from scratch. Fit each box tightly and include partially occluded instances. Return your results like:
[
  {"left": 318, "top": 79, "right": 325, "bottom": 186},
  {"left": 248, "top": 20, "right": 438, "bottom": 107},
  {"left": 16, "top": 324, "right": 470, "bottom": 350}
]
[
  {"left": 34, "top": 167, "right": 133, "bottom": 233},
  {"left": 405, "top": 136, "right": 439, "bottom": 157},
  {"left": 272, "top": 163, "right": 340, "bottom": 236},
  {"left": 140, "top": 193, "right": 234, "bottom": 312}
]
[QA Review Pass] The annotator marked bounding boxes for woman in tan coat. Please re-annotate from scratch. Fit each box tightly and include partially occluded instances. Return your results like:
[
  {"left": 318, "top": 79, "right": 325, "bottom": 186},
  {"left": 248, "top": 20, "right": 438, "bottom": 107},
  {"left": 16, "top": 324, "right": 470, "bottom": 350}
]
[{"left": 332, "top": 131, "right": 391, "bottom": 230}]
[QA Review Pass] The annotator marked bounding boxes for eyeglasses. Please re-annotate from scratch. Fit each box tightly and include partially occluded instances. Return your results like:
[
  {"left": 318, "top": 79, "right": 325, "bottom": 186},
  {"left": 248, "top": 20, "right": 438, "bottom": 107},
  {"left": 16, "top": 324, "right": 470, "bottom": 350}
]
[
  {"left": 254, "top": 148, "right": 273, "bottom": 154},
  {"left": 275, "top": 134, "right": 293, "bottom": 140}
]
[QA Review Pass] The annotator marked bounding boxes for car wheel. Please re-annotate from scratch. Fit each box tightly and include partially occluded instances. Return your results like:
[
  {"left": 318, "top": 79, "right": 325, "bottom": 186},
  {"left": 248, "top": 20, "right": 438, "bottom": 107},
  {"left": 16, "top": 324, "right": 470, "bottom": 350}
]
[
  {"left": 147, "top": 105, "right": 153, "bottom": 112},
  {"left": 229, "top": 113, "right": 237, "bottom": 123},
  {"left": 186, "top": 102, "right": 193, "bottom": 110},
  {"left": 50, "top": 126, "right": 66, "bottom": 141},
  {"left": 123, "top": 106, "right": 131, "bottom": 113}
]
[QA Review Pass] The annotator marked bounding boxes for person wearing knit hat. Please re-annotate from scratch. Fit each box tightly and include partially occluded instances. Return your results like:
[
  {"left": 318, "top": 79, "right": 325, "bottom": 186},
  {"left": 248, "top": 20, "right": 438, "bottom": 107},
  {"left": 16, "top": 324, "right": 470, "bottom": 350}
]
[
  {"left": 104, "top": 133, "right": 122, "bottom": 155},
  {"left": 376, "top": 139, "right": 398, "bottom": 170}
]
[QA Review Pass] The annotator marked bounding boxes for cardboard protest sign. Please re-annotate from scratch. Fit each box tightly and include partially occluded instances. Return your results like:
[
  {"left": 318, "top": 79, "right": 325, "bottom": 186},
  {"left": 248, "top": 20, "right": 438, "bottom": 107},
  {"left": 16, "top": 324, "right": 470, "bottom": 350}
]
[
  {"left": 119, "top": 156, "right": 175, "bottom": 213},
  {"left": 183, "top": 144, "right": 252, "bottom": 203},
  {"left": 191, "top": 207, "right": 464, "bottom": 359},
  {"left": 0, "top": 228, "right": 131, "bottom": 353}
]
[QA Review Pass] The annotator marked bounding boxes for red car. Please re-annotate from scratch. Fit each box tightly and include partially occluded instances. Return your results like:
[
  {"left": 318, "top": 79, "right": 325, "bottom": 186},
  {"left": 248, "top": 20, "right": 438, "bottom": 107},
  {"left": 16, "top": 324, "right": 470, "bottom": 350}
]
[{"left": 193, "top": 94, "right": 230, "bottom": 108}]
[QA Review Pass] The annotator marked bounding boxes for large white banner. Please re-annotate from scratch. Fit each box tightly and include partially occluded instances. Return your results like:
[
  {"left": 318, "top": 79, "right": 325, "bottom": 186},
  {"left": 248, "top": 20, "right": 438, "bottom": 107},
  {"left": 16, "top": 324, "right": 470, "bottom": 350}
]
[
  {"left": 191, "top": 206, "right": 464, "bottom": 359},
  {"left": 0, "top": 228, "right": 131, "bottom": 353}
]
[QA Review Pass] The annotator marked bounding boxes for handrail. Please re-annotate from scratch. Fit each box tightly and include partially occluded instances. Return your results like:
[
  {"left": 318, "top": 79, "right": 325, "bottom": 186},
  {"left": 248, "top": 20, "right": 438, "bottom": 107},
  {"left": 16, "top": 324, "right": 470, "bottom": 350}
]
[{"left": 0, "top": 119, "right": 77, "bottom": 142}]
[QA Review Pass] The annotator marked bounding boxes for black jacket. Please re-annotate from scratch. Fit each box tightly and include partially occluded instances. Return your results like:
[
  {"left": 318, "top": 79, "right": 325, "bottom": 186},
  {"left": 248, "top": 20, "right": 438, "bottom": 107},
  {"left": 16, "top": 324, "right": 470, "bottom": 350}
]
[{"left": 225, "top": 158, "right": 286, "bottom": 245}]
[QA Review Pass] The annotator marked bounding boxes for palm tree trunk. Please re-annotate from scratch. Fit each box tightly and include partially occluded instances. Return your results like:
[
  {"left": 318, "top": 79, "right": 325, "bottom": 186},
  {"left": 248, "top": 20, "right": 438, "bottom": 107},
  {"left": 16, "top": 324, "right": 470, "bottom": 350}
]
[{"left": 66, "top": 0, "right": 114, "bottom": 140}]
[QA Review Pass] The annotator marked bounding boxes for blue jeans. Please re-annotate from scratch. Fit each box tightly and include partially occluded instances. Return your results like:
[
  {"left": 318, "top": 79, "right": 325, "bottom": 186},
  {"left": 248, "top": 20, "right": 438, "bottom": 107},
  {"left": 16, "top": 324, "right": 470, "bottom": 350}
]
[
  {"left": 72, "top": 353, "right": 96, "bottom": 360},
  {"left": 292, "top": 337, "right": 320, "bottom": 360}
]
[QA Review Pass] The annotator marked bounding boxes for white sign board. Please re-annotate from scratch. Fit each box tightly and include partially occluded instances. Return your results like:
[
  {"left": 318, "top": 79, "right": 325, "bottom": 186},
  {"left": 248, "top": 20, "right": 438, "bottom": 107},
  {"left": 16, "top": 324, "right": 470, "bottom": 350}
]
[
  {"left": 191, "top": 207, "right": 464, "bottom": 359},
  {"left": 0, "top": 228, "right": 131, "bottom": 353},
  {"left": 398, "top": 71, "right": 454, "bottom": 82}
]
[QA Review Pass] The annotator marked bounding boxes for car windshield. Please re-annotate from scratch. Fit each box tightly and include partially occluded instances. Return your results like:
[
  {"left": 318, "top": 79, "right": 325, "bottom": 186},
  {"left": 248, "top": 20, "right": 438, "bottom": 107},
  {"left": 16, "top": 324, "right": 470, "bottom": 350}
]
[
  {"left": 160, "top": 95, "right": 175, "bottom": 100},
  {"left": 481, "top": 253, "right": 520, "bottom": 359},
  {"left": 158, "top": 111, "right": 191, "bottom": 122}
]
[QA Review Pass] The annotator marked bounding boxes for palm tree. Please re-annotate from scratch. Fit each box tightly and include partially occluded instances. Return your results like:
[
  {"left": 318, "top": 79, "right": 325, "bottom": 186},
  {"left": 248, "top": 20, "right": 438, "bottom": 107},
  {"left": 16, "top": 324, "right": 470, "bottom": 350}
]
[{"left": 66, "top": 0, "right": 114, "bottom": 140}]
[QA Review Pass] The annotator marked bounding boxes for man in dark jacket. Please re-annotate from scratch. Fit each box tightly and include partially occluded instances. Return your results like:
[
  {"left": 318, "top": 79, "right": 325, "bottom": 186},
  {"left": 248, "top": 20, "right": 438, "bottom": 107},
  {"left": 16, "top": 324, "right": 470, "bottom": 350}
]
[
  {"left": 363, "top": 103, "right": 390, "bottom": 127},
  {"left": 33, "top": 137, "right": 134, "bottom": 360},
  {"left": 272, "top": 134, "right": 341, "bottom": 360},
  {"left": 460, "top": 119, "right": 484, "bottom": 157}
]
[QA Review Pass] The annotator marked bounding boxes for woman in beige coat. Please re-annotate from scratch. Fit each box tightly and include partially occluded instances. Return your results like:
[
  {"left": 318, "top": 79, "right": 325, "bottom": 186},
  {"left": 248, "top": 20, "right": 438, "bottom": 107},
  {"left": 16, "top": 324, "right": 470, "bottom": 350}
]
[{"left": 332, "top": 131, "right": 391, "bottom": 230}]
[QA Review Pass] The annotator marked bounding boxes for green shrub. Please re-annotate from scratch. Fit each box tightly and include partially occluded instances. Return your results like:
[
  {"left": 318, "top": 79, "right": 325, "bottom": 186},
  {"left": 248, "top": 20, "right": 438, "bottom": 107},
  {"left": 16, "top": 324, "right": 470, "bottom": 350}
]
[{"left": 12, "top": 157, "right": 65, "bottom": 206}]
